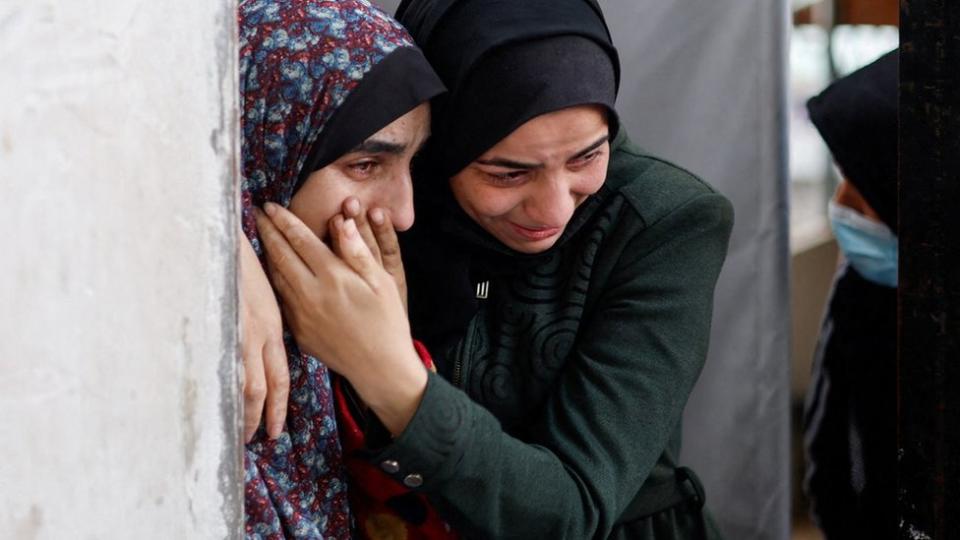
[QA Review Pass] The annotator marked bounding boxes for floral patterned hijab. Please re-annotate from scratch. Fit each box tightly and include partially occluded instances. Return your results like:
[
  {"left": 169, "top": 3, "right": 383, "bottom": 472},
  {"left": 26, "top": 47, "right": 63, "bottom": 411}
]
[{"left": 238, "top": 1, "right": 443, "bottom": 537}]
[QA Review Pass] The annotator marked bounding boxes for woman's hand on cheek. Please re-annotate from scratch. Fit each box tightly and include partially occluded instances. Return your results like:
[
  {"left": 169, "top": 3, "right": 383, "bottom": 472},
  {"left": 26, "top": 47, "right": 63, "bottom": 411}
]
[
  {"left": 255, "top": 203, "right": 427, "bottom": 437},
  {"left": 239, "top": 234, "right": 289, "bottom": 443},
  {"left": 338, "top": 197, "right": 408, "bottom": 312}
]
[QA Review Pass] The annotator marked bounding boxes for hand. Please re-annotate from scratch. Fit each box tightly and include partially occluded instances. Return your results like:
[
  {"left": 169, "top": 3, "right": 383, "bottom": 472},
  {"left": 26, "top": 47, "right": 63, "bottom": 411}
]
[
  {"left": 255, "top": 203, "right": 427, "bottom": 436},
  {"left": 338, "top": 197, "right": 408, "bottom": 313},
  {"left": 239, "top": 233, "right": 290, "bottom": 442}
]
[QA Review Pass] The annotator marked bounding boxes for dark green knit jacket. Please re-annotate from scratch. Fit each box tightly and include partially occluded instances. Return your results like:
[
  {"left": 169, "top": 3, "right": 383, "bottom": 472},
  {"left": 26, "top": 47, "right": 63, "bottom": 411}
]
[{"left": 371, "top": 130, "right": 733, "bottom": 539}]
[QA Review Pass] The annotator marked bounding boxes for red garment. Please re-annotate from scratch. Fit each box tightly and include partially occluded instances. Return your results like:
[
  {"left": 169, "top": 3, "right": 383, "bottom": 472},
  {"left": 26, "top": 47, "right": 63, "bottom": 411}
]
[{"left": 334, "top": 341, "right": 459, "bottom": 540}]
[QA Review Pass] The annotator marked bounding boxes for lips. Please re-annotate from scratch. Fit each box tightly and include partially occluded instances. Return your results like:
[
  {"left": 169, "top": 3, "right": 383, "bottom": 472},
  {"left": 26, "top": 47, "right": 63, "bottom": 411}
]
[{"left": 508, "top": 221, "right": 562, "bottom": 241}]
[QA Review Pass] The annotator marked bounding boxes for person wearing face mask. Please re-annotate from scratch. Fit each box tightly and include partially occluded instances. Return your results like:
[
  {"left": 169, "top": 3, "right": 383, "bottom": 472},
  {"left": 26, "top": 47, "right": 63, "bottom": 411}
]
[{"left": 802, "top": 49, "right": 899, "bottom": 539}]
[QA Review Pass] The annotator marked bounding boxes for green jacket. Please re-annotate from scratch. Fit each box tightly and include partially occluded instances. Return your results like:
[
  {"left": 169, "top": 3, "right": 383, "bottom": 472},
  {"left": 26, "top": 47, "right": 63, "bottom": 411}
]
[{"left": 371, "top": 130, "right": 733, "bottom": 539}]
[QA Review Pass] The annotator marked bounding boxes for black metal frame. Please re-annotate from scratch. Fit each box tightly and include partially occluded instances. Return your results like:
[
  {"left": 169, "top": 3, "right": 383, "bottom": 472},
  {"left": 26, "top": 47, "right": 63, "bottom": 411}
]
[{"left": 898, "top": 2, "right": 960, "bottom": 538}]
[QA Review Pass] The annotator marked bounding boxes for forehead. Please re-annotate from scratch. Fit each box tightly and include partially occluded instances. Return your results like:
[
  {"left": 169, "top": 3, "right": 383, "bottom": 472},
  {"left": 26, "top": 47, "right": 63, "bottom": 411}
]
[
  {"left": 366, "top": 102, "right": 431, "bottom": 144},
  {"left": 480, "top": 105, "right": 608, "bottom": 158}
]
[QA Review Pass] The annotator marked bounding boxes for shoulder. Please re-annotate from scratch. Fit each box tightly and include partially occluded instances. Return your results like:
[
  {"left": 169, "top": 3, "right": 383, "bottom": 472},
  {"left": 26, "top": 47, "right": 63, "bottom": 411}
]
[
  {"left": 577, "top": 132, "right": 734, "bottom": 275},
  {"left": 603, "top": 131, "right": 734, "bottom": 231}
]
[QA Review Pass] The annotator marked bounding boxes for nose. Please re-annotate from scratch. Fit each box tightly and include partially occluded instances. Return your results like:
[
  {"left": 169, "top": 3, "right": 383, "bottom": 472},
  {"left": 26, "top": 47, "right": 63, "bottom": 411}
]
[
  {"left": 381, "top": 167, "right": 415, "bottom": 231},
  {"left": 523, "top": 173, "right": 576, "bottom": 227}
]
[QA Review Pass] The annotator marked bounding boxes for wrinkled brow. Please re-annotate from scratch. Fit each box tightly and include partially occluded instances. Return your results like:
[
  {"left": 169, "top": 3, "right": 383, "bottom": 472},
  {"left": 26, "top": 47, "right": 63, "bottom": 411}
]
[
  {"left": 351, "top": 138, "right": 406, "bottom": 155},
  {"left": 475, "top": 134, "right": 610, "bottom": 170}
]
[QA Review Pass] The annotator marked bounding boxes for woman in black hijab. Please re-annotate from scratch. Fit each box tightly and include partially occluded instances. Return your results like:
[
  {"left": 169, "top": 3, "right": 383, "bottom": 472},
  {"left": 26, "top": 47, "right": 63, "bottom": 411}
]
[
  {"left": 257, "top": 0, "right": 734, "bottom": 538},
  {"left": 803, "top": 49, "right": 899, "bottom": 540}
]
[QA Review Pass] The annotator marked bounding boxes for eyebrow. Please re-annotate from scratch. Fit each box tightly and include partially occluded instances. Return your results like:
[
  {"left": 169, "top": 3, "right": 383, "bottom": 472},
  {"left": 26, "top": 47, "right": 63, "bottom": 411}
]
[
  {"left": 351, "top": 138, "right": 406, "bottom": 155},
  {"left": 475, "top": 134, "right": 611, "bottom": 170},
  {"left": 571, "top": 135, "right": 610, "bottom": 160}
]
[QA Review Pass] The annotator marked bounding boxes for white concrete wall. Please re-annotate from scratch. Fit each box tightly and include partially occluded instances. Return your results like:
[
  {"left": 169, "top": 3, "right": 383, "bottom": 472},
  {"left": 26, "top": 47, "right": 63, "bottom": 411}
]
[{"left": 0, "top": 1, "right": 241, "bottom": 538}]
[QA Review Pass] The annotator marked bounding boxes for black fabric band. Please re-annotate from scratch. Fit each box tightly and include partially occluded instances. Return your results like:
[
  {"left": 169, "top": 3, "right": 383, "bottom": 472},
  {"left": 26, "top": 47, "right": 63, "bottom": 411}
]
[
  {"left": 807, "top": 49, "right": 898, "bottom": 229},
  {"left": 400, "top": 0, "right": 618, "bottom": 93},
  {"left": 296, "top": 46, "right": 446, "bottom": 191},
  {"left": 438, "top": 35, "right": 618, "bottom": 178},
  {"left": 397, "top": 0, "right": 621, "bottom": 179}
]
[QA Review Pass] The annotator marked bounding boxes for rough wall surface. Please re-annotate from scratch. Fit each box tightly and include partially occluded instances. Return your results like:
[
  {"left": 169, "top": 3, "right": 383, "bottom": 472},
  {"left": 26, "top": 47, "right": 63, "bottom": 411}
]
[{"left": 0, "top": 1, "right": 242, "bottom": 538}]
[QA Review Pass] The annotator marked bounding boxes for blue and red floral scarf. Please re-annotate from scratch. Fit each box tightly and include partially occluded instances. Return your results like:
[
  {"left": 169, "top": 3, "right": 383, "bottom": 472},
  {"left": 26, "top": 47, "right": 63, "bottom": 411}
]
[{"left": 238, "top": 1, "right": 419, "bottom": 538}]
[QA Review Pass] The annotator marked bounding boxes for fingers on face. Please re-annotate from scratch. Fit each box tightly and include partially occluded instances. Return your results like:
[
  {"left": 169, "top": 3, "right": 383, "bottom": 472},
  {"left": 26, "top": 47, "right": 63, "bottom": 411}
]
[
  {"left": 254, "top": 207, "right": 302, "bottom": 276},
  {"left": 370, "top": 208, "right": 402, "bottom": 271},
  {"left": 336, "top": 218, "right": 380, "bottom": 283},
  {"left": 342, "top": 196, "right": 361, "bottom": 219},
  {"left": 256, "top": 204, "right": 330, "bottom": 276},
  {"left": 329, "top": 215, "right": 375, "bottom": 272},
  {"left": 327, "top": 214, "right": 347, "bottom": 259},
  {"left": 371, "top": 208, "right": 407, "bottom": 311},
  {"left": 340, "top": 198, "right": 381, "bottom": 265},
  {"left": 357, "top": 213, "right": 382, "bottom": 265}
]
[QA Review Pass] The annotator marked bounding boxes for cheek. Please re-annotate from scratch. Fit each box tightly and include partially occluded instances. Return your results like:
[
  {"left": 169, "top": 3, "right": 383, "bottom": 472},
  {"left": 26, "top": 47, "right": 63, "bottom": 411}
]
[
  {"left": 288, "top": 178, "right": 353, "bottom": 238},
  {"left": 463, "top": 185, "right": 523, "bottom": 221},
  {"left": 288, "top": 197, "right": 338, "bottom": 239},
  {"left": 353, "top": 171, "right": 412, "bottom": 218},
  {"left": 577, "top": 158, "right": 609, "bottom": 195}
]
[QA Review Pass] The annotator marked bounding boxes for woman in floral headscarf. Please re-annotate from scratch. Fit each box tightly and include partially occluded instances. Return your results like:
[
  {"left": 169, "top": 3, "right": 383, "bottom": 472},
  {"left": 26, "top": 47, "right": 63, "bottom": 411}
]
[{"left": 236, "top": 0, "right": 443, "bottom": 537}]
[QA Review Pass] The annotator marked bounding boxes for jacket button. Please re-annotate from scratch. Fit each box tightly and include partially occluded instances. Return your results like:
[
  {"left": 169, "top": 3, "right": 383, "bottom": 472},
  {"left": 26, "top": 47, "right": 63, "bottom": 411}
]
[
  {"left": 403, "top": 473, "right": 424, "bottom": 488},
  {"left": 380, "top": 460, "right": 400, "bottom": 474}
]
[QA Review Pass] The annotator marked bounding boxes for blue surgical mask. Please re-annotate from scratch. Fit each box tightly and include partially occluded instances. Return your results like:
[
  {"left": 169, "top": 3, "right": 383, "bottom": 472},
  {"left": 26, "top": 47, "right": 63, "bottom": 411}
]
[{"left": 828, "top": 200, "right": 898, "bottom": 288}]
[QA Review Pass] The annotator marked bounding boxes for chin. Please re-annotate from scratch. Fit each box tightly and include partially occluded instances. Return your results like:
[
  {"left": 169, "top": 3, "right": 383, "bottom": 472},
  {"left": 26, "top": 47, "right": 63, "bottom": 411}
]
[
  {"left": 485, "top": 222, "right": 562, "bottom": 254},
  {"left": 504, "top": 237, "right": 559, "bottom": 254}
]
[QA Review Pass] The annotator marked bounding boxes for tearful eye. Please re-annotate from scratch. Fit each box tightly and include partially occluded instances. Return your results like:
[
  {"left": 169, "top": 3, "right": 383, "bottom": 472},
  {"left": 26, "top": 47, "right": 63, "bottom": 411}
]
[
  {"left": 486, "top": 170, "right": 528, "bottom": 185},
  {"left": 570, "top": 151, "right": 601, "bottom": 167},
  {"left": 349, "top": 161, "right": 378, "bottom": 176}
]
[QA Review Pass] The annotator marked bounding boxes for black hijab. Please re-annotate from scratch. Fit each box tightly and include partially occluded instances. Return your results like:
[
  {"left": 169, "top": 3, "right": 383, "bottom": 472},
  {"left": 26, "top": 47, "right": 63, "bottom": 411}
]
[
  {"left": 396, "top": 0, "right": 622, "bottom": 363},
  {"left": 397, "top": 0, "right": 620, "bottom": 179},
  {"left": 807, "top": 49, "right": 898, "bottom": 229},
  {"left": 295, "top": 46, "right": 446, "bottom": 192}
]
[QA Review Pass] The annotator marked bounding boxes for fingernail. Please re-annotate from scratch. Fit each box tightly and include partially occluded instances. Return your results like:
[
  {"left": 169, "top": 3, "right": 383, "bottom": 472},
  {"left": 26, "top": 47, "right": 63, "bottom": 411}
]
[
  {"left": 264, "top": 202, "right": 277, "bottom": 217},
  {"left": 343, "top": 218, "right": 358, "bottom": 238},
  {"left": 370, "top": 208, "right": 385, "bottom": 225},
  {"left": 345, "top": 198, "right": 360, "bottom": 216}
]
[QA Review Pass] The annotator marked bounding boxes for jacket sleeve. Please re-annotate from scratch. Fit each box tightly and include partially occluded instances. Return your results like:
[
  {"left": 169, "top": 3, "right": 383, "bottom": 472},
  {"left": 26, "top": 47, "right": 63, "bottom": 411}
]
[{"left": 365, "top": 192, "right": 734, "bottom": 539}]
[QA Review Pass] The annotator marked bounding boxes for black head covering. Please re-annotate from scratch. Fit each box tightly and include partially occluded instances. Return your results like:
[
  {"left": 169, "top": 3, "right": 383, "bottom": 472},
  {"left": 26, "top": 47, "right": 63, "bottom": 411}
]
[
  {"left": 397, "top": 0, "right": 621, "bottom": 178},
  {"left": 295, "top": 46, "right": 446, "bottom": 191},
  {"left": 807, "top": 48, "right": 898, "bottom": 229},
  {"left": 396, "top": 0, "right": 622, "bottom": 365}
]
